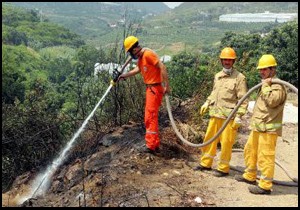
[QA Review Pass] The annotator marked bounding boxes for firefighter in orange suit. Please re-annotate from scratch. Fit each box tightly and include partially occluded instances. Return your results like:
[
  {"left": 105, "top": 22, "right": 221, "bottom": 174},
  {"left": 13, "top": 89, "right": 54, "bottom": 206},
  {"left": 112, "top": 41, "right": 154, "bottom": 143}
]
[
  {"left": 118, "top": 36, "right": 170, "bottom": 154},
  {"left": 194, "top": 47, "right": 249, "bottom": 177},
  {"left": 235, "top": 54, "right": 287, "bottom": 195}
]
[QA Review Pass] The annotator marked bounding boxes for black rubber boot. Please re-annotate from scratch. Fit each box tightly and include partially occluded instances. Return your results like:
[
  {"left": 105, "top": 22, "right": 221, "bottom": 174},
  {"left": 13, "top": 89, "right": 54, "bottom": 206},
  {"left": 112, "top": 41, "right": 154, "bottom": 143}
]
[
  {"left": 248, "top": 185, "right": 271, "bottom": 195},
  {"left": 235, "top": 175, "right": 256, "bottom": 185},
  {"left": 193, "top": 165, "right": 212, "bottom": 171},
  {"left": 213, "top": 170, "right": 229, "bottom": 177}
]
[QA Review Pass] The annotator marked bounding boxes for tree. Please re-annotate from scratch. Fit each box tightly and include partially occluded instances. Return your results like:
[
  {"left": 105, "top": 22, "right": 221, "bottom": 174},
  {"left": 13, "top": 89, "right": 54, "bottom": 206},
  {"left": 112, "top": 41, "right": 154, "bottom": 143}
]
[
  {"left": 167, "top": 51, "right": 214, "bottom": 100},
  {"left": 2, "top": 45, "right": 27, "bottom": 104},
  {"left": 261, "top": 21, "right": 298, "bottom": 87},
  {"left": 220, "top": 21, "right": 298, "bottom": 88}
]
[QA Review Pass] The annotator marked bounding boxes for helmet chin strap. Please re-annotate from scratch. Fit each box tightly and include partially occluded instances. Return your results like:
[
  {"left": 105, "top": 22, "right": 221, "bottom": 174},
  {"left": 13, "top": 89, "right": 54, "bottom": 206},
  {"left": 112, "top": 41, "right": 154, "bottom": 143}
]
[
  {"left": 129, "top": 47, "right": 142, "bottom": 60},
  {"left": 129, "top": 51, "right": 138, "bottom": 60}
]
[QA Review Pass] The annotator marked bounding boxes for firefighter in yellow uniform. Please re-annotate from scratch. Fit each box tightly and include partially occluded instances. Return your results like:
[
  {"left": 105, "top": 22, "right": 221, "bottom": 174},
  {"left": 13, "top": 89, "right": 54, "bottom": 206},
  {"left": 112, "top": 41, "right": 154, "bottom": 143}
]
[
  {"left": 235, "top": 54, "right": 287, "bottom": 195},
  {"left": 194, "top": 47, "right": 248, "bottom": 177}
]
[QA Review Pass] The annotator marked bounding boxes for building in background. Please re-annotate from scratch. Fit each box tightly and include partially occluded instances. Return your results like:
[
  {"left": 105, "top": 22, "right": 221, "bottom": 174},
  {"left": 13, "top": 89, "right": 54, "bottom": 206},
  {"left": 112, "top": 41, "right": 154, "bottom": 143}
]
[{"left": 219, "top": 11, "right": 297, "bottom": 23}]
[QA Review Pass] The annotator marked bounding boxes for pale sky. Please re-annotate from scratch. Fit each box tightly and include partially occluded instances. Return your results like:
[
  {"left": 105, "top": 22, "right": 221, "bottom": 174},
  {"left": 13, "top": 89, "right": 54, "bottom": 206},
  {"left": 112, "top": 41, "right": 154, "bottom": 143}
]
[{"left": 163, "top": 2, "right": 183, "bottom": 9}]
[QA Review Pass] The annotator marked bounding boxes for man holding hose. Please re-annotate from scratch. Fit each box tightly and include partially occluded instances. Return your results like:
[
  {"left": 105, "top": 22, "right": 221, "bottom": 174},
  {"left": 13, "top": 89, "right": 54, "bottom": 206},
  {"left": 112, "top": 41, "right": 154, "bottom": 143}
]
[
  {"left": 194, "top": 47, "right": 248, "bottom": 177},
  {"left": 118, "top": 35, "right": 170, "bottom": 154},
  {"left": 235, "top": 54, "right": 287, "bottom": 195}
]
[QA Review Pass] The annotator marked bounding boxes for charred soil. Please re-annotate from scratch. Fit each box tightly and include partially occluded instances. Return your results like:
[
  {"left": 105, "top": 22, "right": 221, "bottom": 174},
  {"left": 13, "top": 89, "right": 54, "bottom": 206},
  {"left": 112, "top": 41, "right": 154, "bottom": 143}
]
[{"left": 2, "top": 95, "right": 298, "bottom": 207}]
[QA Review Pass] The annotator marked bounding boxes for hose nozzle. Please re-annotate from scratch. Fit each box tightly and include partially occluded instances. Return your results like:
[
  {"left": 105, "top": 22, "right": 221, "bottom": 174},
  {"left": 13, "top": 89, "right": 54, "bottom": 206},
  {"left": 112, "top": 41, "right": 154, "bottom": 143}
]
[{"left": 110, "top": 80, "right": 116, "bottom": 86}]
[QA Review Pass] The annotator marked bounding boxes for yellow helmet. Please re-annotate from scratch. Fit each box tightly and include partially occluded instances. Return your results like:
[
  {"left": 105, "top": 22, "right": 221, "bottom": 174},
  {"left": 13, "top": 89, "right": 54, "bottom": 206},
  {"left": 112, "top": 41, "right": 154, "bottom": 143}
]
[
  {"left": 220, "top": 47, "right": 237, "bottom": 59},
  {"left": 124, "top": 36, "right": 138, "bottom": 52},
  {"left": 257, "top": 54, "right": 277, "bottom": 69}
]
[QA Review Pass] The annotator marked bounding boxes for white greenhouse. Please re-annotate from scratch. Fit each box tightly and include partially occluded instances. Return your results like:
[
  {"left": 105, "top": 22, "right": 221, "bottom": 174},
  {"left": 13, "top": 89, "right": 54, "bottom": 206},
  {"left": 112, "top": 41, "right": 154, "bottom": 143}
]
[{"left": 219, "top": 11, "right": 297, "bottom": 23}]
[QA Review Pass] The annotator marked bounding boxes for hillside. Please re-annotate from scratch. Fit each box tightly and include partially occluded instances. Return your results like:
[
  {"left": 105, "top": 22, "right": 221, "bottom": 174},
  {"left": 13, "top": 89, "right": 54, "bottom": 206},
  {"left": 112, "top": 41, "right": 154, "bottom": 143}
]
[
  {"left": 2, "top": 95, "right": 298, "bottom": 207},
  {"left": 166, "top": 2, "right": 298, "bottom": 20},
  {"left": 9, "top": 2, "right": 298, "bottom": 55},
  {"left": 140, "top": 2, "right": 298, "bottom": 54},
  {"left": 8, "top": 2, "right": 169, "bottom": 39}
]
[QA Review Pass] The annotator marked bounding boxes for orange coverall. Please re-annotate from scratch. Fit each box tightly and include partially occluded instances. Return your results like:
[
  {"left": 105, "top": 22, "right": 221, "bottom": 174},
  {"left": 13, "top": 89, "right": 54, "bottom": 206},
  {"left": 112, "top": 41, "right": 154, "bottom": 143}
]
[{"left": 138, "top": 48, "right": 164, "bottom": 150}]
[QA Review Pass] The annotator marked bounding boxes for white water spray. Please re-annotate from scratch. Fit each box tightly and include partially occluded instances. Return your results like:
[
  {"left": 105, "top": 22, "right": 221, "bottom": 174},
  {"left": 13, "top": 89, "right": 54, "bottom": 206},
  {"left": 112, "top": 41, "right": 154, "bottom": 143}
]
[{"left": 17, "top": 84, "right": 114, "bottom": 205}]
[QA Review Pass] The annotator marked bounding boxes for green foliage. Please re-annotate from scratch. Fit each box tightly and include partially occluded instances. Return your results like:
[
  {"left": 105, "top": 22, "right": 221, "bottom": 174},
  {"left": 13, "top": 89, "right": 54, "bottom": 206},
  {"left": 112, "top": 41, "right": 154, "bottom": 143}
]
[
  {"left": 2, "top": 44, "right": 45, "bottom": 104},
  {"left": 45, "top": 57, "right": 73, "bottom": 84},
  {"left": 167, "top": 52, "right": 214, "bottom": 100},
  {"left": 20, "top": 22, "right": 85, "bottom": 50},
  {"left": 9, "top": 2, "right": 297, "bottom": 56},
  {"left": 2, "top": 3, "right": 85, "bottom": 50},
  {"left": 39, "top": 46, "right": 77, "bottom": 84},
  {"left": 2, "top": 25, "right": 28, "bottom": 45},
  {"left": 9, "top": 2, "right": 169, "bottom": 40},
  {"left": 2, "top": 79, "right": 65, "bottom": 192},
  {"left": 221, "top": 32, "right": 261, "bottom": 59},
  {"left": 261, "top": 21, "right": 298, "bottom": 87},
  {"left": 2, "top": 3, "right": 40, "bottom": 27},
  {"left": 39, "top": 45, "right": 76, "bottom": 60},
  {"left": 2, "top": 4, "right": 87, "bottom": 191},
  {"left": 219, "top": 21, "right": 298, "bottom": 88},
  {"left": 74, "top": 45, "right": 106, "bottom": 77}
]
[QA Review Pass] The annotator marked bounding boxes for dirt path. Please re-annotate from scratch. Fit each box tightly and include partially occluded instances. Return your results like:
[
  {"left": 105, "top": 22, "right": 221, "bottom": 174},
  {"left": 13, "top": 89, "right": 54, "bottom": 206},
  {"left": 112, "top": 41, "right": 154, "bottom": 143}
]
[
  {"left": 193, "top": 126, "right": 298, "bottom": 207},
  {"left": 167, "top": 94, "right": 298, "bottom": 207}
]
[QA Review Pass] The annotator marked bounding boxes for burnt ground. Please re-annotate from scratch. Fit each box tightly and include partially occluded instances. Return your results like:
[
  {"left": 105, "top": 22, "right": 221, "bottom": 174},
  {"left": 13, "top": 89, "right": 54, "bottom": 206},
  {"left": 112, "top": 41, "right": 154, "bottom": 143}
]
[{"left": 2, "top": 95, "right": 298, "bottom": 207}]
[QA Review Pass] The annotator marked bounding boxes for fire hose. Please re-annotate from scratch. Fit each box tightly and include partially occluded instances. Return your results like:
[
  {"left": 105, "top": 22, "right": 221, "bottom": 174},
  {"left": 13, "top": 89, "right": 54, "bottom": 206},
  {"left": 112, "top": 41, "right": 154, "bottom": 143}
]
[{"left": 165, "top": 78, "right": 298, "bottom": 186}]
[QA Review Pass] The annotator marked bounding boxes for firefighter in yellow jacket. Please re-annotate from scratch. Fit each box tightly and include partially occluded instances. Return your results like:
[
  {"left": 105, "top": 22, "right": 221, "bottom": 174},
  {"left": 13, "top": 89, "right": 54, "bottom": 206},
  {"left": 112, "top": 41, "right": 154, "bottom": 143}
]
[
  {"left": 235, "top": 54, "right": 287, "bottom": 195},
  {"left": 194, "top": 47, "right": 248, "bottom": 177}
]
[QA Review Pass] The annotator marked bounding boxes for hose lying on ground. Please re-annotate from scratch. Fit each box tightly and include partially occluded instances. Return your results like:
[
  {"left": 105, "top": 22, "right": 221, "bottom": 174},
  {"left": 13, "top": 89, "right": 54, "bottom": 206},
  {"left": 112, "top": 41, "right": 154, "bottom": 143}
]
[{"left": 165, "top": 79, "right": 298, "bottom": 186}]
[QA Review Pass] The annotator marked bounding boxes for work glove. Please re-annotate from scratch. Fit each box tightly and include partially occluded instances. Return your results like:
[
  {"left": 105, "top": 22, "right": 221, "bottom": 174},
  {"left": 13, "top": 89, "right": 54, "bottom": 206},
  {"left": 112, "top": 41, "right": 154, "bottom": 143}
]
[
  {"left": 111, "top": 69, "right": 127, "bottom": 86},
  {"left": 231, "top": 115, "right": 242, "bottom": 130},
  {"left": 112, "top": 68, "right": 122, "bottom": 83},
  {"left": 199, "top": 102, "right": 209, "bottom": 116}
]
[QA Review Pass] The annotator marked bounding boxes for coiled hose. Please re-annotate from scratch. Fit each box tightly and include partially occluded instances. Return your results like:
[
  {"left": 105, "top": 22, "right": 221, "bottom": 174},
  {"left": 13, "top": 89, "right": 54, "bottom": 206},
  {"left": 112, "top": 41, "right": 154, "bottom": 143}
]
[{"left": 165, "top": 78, "right": 298, "bottom": 186}]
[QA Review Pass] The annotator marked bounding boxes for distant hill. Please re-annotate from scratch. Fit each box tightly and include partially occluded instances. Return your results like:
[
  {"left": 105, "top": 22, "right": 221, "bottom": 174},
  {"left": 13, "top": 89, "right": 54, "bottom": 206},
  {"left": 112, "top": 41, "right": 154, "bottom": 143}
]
[
  {"left": 9, "top": 2, "right": 170, "bottom": 38},
  {"left": 9, "top": 2, "right": 298, "bottom": 55},
  {"left": 175, "top": 2, "right": 298, "bottom": 14},
  {"left": 134, "top": 2, "right": 298, "bottom": 54},
  {"left": 152, "top": 2, "right": 298, "bottom": 22}
]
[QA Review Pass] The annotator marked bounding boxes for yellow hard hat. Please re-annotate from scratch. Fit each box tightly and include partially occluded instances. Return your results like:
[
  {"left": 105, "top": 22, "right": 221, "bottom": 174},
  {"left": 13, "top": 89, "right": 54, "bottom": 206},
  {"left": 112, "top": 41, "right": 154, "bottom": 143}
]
[
  {"left": 124, "top": 36, "right": 138, "bottom": 52},
  {"left": 220, "top": 47, "right": 237, "bottom": 59},
  {"left": 257, "top": 54, "right": 277, "bottom": 69}
]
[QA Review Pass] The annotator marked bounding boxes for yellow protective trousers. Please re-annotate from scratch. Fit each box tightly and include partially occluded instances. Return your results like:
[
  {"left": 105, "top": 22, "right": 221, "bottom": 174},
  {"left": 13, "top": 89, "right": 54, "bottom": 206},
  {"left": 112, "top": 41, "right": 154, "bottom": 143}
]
[
  {"left": 144, "top": 85, "right": 164, "bottom": 150},
  {"left": 243, "top": 130, "right": 277, "bottom": 191},
  {"left": 200, "top": 117, "right": 237, "bottom": 173}
]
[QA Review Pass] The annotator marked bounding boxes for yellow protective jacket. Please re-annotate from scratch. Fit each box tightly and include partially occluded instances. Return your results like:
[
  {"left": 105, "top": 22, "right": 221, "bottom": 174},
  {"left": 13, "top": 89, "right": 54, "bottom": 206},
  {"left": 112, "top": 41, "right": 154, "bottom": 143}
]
[
  {"left": 206, "top": 69, "right": 248, "bottom": 119},
  {"left": 250, "top": 77, "right": 287, "bottom": 136}
]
